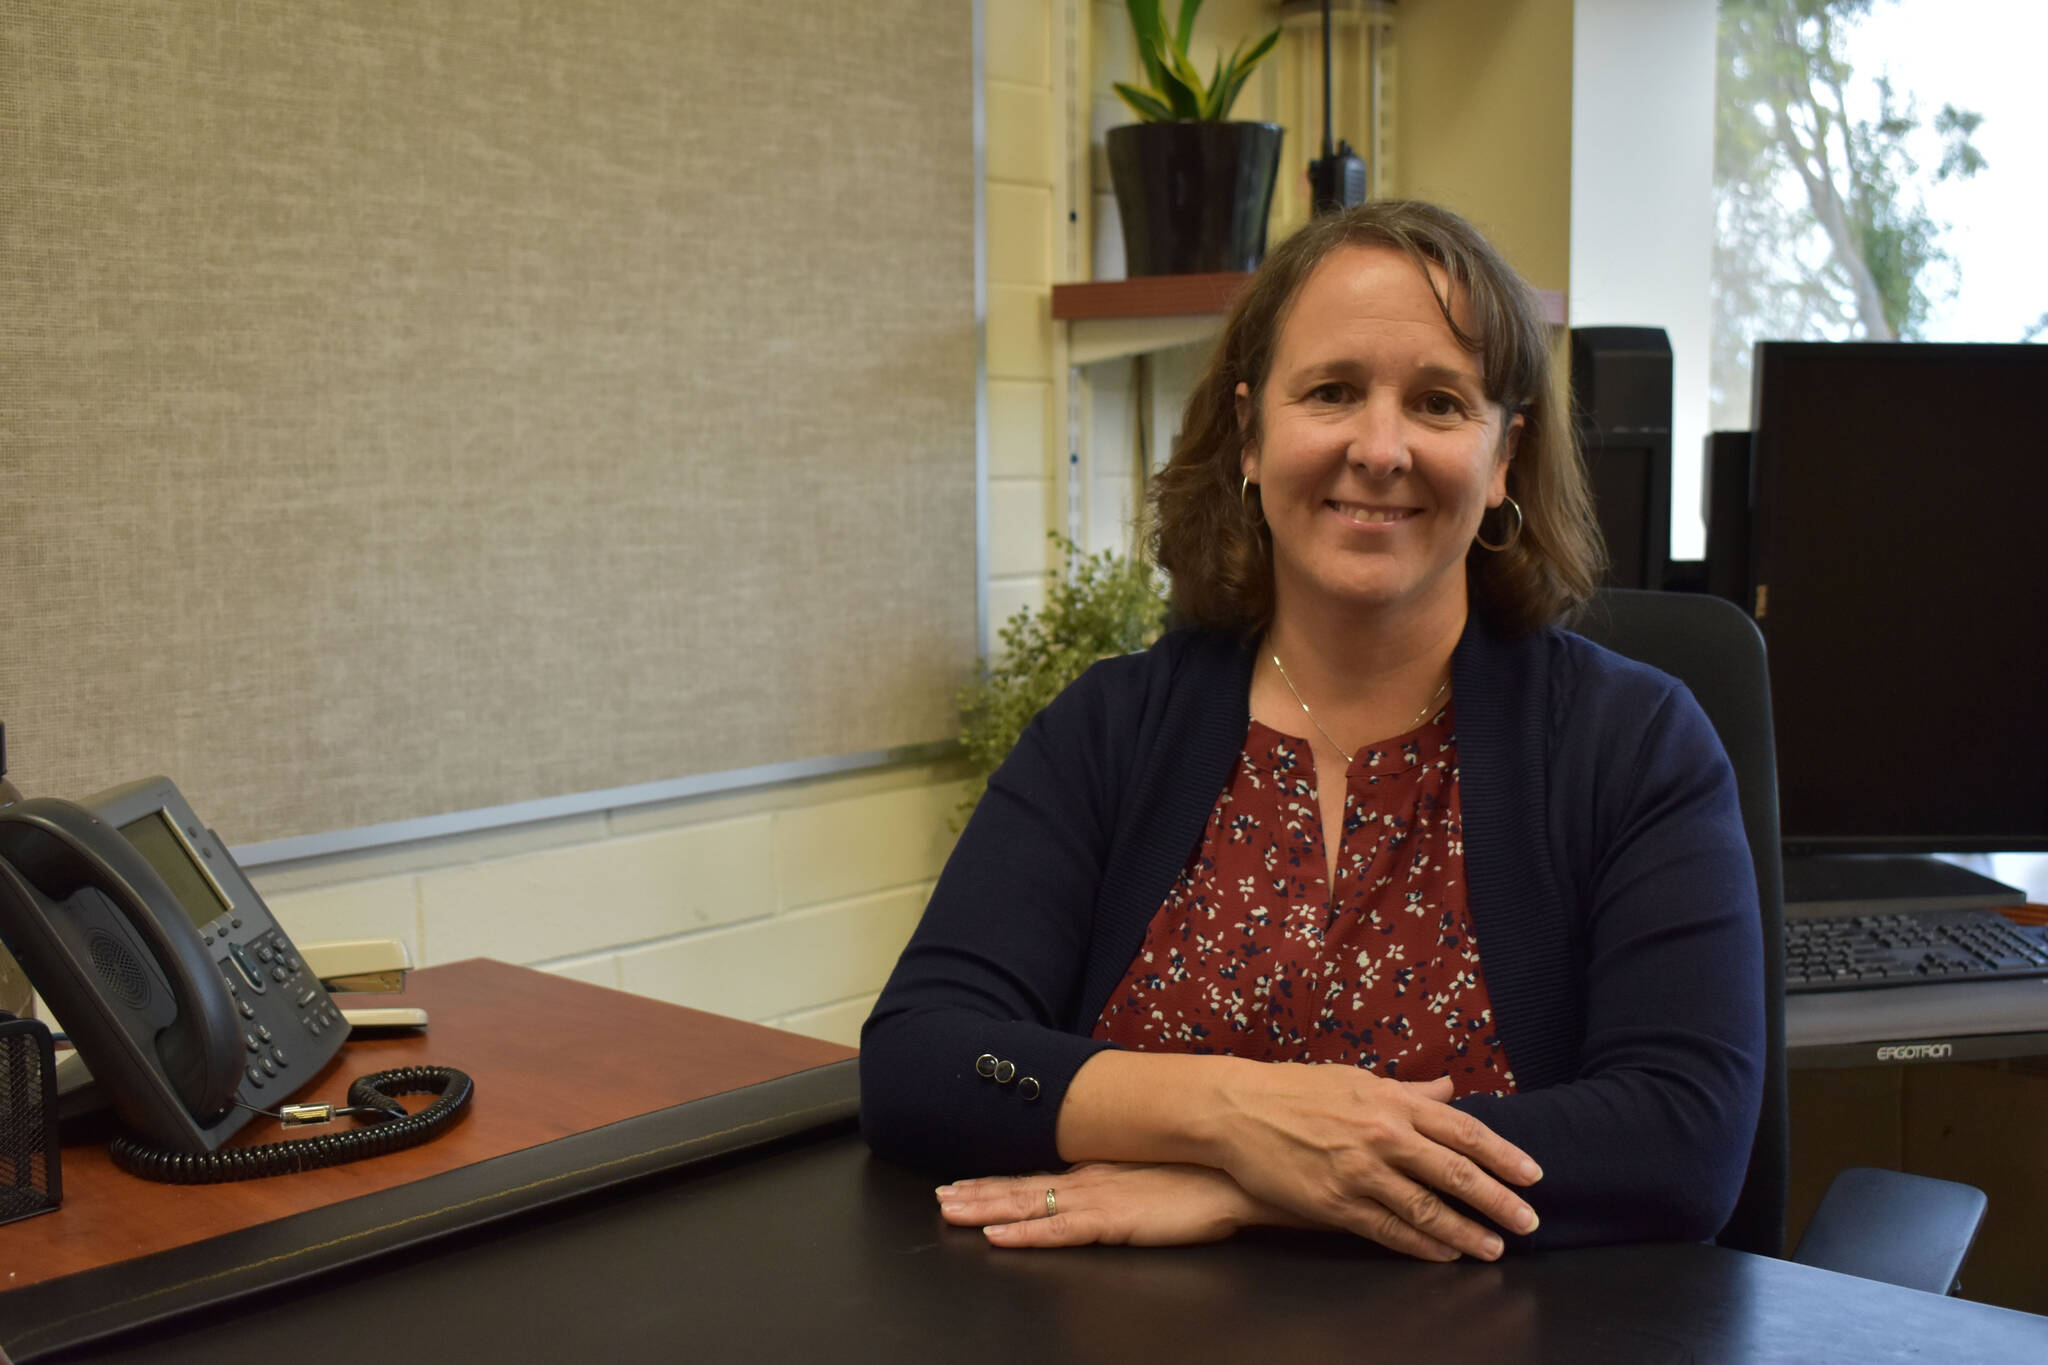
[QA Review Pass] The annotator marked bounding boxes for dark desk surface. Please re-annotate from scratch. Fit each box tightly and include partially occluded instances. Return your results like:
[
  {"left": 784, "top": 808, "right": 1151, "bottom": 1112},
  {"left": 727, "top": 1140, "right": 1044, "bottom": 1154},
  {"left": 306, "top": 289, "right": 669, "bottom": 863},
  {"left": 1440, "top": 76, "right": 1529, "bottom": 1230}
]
[
  {"left": 7, "top": 966, "right": 2048, "bottom": 1363},
  {"left": 22, "top": 1108, "right": 2048, "bottom": 1365}
]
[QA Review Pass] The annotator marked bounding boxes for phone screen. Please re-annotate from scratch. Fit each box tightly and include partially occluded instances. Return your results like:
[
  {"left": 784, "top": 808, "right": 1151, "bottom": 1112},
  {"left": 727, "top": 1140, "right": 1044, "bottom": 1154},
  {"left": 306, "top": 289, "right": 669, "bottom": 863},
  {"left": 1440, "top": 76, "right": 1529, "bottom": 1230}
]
[{"left": 118, "top": 810, "right": 233, "bottom": 929}]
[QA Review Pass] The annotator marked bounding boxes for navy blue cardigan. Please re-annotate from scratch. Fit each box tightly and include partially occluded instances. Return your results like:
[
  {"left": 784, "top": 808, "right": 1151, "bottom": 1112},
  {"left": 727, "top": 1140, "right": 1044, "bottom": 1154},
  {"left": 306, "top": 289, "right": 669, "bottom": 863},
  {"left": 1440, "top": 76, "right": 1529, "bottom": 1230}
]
[{"left": 861, "top": 619, "right": 1764, "bottom": 1249}]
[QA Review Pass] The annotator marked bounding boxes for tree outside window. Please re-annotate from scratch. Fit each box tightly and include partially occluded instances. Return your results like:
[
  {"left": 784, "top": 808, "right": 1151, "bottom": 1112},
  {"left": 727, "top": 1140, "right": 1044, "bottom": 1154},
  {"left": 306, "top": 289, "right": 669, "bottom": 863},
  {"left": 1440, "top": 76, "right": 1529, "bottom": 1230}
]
[{"left": 1711, "top": 0, "right": 2042, "bottom": 432}]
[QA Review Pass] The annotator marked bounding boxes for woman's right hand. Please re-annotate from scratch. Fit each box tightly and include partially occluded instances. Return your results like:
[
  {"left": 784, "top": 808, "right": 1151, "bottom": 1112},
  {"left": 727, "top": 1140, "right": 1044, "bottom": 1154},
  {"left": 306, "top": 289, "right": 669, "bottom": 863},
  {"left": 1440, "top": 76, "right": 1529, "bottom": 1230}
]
[{"left": 1207, "top": 1062, "right": 1543, "bottom": 1262}]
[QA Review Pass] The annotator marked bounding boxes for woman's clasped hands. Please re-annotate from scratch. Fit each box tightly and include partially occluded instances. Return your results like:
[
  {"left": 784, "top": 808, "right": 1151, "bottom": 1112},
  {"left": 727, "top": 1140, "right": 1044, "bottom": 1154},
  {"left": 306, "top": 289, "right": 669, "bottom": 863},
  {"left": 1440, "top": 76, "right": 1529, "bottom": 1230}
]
[
  {"left": 936, "top": 1061, "right": 1543, "bottom": 1262},
  {"left": 1214, "top": 1063, "right": 1543, "bottom": 1261}
]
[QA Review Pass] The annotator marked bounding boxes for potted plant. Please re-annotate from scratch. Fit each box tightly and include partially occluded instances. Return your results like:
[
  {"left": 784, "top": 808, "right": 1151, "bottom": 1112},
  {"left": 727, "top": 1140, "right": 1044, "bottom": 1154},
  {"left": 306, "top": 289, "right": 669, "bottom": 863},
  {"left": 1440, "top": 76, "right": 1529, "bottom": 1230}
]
[
  {"left": 955, "top": 537, "right": 1166, "bottom": 826},
  {"left": 1107, "top": 0, "right": 1284, "bottom": 276}
]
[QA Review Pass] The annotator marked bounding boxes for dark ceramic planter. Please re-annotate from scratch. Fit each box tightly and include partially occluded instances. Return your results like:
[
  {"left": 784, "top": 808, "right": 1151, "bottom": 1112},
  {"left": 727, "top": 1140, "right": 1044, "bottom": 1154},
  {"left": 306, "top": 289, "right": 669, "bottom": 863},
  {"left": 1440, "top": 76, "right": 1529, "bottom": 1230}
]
[{"left": 1105, "top": 121, "right": 1284, "bottom": 276}]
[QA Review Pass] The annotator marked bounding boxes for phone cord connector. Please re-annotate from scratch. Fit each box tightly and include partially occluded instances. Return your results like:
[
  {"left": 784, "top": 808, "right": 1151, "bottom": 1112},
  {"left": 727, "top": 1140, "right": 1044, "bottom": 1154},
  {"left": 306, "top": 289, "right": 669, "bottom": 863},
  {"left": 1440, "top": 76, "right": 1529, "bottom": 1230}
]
[{"left": 107, "top": 1065, "right": 475, "bottom": 1184}]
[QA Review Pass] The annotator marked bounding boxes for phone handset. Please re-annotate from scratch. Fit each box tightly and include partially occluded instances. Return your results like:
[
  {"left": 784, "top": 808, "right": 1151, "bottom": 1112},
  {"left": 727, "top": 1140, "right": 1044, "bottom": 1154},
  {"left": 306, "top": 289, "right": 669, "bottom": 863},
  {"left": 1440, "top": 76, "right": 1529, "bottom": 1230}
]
[{"left": 0, "top": 798, "right": 242, "bottom": 1137}]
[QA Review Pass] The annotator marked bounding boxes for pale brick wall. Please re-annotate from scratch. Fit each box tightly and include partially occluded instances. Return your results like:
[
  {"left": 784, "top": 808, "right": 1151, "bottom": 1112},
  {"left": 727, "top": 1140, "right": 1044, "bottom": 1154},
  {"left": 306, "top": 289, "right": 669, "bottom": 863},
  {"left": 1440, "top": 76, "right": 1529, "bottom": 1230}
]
[
  {"left": 984, "top": 0, "right": 1061, "bottom": 633},
  {"left": 253, "top": 758, "right": 969, "bottom": 1048}
]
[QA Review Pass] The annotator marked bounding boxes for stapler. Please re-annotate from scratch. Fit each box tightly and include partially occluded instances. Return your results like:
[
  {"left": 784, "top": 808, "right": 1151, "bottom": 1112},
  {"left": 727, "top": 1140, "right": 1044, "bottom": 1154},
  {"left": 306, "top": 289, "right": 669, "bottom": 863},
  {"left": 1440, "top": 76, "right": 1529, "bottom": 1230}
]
[{"left": 300, "top": 939, "right": 430, "bottom": 1032}]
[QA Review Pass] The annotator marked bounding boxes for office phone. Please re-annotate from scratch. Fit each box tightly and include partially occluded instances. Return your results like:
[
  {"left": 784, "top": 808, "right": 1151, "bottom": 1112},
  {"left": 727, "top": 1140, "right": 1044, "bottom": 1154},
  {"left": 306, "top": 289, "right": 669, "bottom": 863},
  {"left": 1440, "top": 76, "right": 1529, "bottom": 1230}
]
[{"left": 0, "top": 775, "right": 468, "bottom": 1180}]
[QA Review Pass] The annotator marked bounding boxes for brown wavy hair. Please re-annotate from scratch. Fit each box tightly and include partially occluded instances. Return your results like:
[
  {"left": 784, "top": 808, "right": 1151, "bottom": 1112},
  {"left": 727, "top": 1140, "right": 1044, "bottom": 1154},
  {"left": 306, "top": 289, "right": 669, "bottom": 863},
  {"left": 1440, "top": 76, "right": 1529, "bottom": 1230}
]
[{"left": 1149, "top": 200, "right": 1603, "bottom": 637}]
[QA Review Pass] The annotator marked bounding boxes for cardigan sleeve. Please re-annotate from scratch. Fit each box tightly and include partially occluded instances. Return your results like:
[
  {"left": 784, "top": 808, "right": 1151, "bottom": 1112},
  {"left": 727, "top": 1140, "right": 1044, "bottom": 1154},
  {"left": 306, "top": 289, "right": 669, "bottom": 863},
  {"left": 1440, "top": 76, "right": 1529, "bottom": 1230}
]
[
  {"left": 1454, "top": 674, "right": 1766, "bottom": 1249},
  {"left": 857, "top": 656, "right": 1135, "bottom": 1177}
]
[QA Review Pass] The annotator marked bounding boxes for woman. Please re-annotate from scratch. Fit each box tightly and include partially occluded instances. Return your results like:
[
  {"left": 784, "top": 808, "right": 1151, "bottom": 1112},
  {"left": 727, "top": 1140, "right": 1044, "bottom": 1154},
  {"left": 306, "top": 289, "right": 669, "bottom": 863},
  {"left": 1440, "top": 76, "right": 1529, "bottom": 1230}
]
[{"left": 861, "top": 201, "right": 1763, "bottom": 1260}]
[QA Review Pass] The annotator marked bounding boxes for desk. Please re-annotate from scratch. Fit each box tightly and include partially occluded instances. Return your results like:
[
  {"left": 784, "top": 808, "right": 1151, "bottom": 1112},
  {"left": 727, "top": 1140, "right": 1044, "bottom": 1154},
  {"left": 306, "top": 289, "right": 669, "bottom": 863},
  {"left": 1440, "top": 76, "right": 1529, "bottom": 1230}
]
[
  {"left": 7, "top": 966, "right": 2048, "bottom": 1363},
  {"left": 0, "top": 958, "right": 852, "bottom": 1349}
]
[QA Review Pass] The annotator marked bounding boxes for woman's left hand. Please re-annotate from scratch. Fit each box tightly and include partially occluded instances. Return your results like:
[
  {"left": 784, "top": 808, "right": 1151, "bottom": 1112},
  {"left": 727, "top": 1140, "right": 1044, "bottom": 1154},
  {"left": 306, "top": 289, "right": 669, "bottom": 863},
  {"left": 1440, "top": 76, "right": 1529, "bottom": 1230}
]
[{"left": 937, "top": 1162, "right": 1289, "bottom": 1248}]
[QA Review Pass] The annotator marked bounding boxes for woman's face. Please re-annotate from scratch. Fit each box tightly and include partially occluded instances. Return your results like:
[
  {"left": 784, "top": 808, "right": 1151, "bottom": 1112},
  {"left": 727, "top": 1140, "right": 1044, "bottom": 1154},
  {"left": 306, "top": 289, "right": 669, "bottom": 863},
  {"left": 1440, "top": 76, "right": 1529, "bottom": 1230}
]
[{"left": 1239, "top": 244, "right": 1520, "bottom": 633}]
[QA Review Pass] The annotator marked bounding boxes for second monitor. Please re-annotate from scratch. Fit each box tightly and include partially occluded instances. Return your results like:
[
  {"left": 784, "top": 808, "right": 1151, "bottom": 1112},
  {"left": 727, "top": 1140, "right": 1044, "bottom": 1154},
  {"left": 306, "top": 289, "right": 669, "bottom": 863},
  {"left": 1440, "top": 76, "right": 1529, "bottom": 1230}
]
[{"left": 1742, "top": 340, "right": 2047, "bottom": 860}]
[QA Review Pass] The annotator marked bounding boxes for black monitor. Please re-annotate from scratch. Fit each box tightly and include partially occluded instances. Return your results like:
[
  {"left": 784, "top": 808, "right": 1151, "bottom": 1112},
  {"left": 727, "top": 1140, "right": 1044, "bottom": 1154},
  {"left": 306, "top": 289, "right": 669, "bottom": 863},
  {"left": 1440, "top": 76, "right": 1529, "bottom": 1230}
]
[
  {"left": 1747, "top": 341, "right": 2048, "bottom": 855},
  {"left": 1570, "top": 327, "right": 1673, "bottom": 592}
]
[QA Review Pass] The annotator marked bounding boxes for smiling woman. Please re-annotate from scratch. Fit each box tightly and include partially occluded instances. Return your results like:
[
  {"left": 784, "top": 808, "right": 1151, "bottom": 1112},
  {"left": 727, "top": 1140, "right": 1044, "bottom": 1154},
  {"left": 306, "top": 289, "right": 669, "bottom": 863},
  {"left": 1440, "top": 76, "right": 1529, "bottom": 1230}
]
[
  {"left": 1239, "top": 244, "right": 1520, "bottom": 670},
  {"left": 862, "top": 201, "right": 1765, "bottom": 1263},
  {"left": 1156, "top": 200, "right": 1598, "bottom": 641}
]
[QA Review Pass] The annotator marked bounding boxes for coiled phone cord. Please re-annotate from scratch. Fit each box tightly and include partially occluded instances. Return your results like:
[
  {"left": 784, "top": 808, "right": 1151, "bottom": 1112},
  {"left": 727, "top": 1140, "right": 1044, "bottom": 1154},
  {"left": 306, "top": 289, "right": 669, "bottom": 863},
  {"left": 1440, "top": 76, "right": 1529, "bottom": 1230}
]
[{"left": 108, "top": 1065, "right": 474, "bottom": 1184}]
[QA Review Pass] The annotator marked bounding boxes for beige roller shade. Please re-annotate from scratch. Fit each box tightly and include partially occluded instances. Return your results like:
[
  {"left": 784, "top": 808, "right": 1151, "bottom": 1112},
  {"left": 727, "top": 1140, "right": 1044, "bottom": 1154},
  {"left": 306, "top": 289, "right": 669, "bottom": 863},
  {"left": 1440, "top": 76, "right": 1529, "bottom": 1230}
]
[{"left": 0, "top": 2, "right": 978, "bottom": 845}]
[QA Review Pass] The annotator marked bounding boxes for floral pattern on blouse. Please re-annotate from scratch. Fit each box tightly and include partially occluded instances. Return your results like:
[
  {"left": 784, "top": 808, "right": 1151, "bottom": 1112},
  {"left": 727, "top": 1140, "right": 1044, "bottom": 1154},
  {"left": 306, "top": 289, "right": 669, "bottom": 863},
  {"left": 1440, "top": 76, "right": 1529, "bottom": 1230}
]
[{"left": 1092, "top": 705, "right": 1515, "bottom": 1098}]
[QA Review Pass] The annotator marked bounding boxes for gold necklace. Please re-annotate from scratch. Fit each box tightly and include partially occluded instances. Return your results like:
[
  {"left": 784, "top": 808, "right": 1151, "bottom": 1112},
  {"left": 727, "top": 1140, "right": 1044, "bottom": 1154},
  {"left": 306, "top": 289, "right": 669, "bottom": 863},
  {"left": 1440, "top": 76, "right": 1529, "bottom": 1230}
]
[{"left": 1269, "top": 653, "right": 1450, "bottom": 765}]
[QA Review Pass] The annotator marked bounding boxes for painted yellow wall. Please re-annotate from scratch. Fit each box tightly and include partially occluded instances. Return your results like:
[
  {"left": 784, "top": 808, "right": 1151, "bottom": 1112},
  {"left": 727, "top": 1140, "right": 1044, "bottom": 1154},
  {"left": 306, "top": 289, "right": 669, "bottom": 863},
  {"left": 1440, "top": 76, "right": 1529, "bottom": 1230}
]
[
  {"left": 1390, "top": 0, "right": 1574, "bottom": 296},
  {"left": 986, "top": 0, "right": 1062, "bottom": 619},
  {"left": 1127, "top": 0, "right": 1576, "bottom": 294}
]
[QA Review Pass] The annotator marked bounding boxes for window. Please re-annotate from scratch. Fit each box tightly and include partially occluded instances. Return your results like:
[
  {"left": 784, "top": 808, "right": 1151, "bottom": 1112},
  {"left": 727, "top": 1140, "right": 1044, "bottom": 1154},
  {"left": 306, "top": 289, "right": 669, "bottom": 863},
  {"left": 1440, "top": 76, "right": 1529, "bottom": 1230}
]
[{"left": 1711, "top": 0, "right": 2045, "bottom": 432}]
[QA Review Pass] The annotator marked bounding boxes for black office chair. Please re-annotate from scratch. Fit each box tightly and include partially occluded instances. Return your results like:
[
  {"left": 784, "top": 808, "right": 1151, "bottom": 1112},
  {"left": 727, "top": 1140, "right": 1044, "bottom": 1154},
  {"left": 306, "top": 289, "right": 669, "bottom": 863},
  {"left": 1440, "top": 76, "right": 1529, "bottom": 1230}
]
[{"left": 1575, "top": 589, "right": 1987, "bottom": 1294}]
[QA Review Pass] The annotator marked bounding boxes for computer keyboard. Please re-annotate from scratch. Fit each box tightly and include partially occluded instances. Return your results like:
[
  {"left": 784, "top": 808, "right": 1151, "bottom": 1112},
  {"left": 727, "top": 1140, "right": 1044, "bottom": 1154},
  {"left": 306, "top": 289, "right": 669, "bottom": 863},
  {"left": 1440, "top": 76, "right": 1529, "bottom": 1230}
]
[{"left": 1786, "top": 909, "right": 2048, "bottom": 994}]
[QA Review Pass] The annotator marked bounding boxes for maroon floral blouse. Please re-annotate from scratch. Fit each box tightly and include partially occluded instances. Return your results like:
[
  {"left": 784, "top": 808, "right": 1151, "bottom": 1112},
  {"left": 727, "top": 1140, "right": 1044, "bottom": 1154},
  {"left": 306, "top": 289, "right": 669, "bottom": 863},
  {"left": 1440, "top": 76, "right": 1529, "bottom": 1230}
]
[{"left": 1091, "top": 705, "right": 1517, "bottom": 1098}]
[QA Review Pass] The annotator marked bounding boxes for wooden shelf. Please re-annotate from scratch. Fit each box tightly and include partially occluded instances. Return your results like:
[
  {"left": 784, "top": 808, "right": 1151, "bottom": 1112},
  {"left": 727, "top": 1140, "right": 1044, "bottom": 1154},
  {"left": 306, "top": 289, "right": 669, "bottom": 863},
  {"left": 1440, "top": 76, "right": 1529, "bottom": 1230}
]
[
  {"left": 1050, "top": 273, "right": 1252, "bottom": 321},
  {"left": 1052, "top": 273, "right": 1568, "bottom": 368}
]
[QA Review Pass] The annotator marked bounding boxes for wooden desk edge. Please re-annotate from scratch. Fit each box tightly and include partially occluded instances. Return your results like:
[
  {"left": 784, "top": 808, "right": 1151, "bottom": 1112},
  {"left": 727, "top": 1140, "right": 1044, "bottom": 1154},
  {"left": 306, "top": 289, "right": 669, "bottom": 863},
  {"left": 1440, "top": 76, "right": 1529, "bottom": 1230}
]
[
  {"left": 2, "top": 959, "right": 854, "bottom": 1290},
  {"left": 0, "top": 1055, "right": 860, "bottom": 1362}
]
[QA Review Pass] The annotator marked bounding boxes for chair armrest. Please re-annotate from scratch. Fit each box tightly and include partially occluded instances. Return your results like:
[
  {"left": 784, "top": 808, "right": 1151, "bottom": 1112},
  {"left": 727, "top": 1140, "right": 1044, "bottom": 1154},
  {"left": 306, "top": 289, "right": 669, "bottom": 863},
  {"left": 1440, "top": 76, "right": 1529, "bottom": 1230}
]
[{"left": 1790, "top": 1166, "right": 1987, "bottom": 1295}]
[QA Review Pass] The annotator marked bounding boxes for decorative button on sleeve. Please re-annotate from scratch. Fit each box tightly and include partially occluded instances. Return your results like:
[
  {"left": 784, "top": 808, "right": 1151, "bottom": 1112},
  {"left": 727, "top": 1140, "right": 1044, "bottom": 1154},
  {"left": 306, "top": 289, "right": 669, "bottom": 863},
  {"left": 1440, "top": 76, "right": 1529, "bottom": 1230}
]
[{"left": 972, "top": 1054, "right": 1035, "bottom": 1097}]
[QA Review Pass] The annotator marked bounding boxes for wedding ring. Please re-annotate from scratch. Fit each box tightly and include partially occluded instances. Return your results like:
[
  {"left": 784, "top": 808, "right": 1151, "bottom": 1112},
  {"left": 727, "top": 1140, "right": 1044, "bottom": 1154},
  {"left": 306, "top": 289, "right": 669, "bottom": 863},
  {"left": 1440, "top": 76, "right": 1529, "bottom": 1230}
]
[{"left": 1045, "top": 1187, "right": 1058, "bottom": 1218}]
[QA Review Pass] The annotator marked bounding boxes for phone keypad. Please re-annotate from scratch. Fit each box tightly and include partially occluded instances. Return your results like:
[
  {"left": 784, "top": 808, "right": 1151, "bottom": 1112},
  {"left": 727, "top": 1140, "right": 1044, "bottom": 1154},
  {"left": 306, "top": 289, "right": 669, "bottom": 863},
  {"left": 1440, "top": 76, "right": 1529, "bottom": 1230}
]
[
  {"left": 219, "top": 924, "right": 342, "bottom": 1099},
  {"left": 233, "top": 927, "right": 343, "bottom": 1038}
]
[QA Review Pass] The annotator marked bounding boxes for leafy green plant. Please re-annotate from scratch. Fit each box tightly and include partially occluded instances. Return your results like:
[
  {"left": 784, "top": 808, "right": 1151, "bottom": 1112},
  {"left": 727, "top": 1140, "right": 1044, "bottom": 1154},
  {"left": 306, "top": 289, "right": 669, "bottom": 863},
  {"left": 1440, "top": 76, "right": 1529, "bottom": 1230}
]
[
  {"left": 1114, "top": 0, "right": 1282, "bottom": 123},
  {"left": 955, "top": 537, "right": 1167, "bottom": 826}
]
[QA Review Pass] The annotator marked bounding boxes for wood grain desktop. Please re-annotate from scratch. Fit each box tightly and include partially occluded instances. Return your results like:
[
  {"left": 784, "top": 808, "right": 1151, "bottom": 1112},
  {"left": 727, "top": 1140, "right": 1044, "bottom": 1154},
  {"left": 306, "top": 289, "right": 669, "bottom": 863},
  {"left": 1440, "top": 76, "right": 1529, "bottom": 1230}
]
[{"left": 1, "top": 959, "right": 852, "bottom": 1291}]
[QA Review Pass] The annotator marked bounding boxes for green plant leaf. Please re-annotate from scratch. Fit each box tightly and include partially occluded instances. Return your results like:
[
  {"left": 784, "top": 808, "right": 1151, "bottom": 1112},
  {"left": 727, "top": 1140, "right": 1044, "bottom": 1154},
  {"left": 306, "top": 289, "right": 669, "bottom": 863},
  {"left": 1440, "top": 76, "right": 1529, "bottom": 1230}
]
[
  {"left": 1120, "top": 0, "right": 1278, "bottom": 124},
  {"left": 1114, "top": 82, "right": 1177, "bottom": 123},
  {"left": 1199, "top": 44, "right": 1235, "bottom": 120},
  {"left": 1126, "top": 0, "right": 1172, "bottom": 92},
  {"left": 1159, "top": 62, "right": 1204, "bottom": 120},
  {"left": 1207, "top": 27, "right": 1279, "bottom": 121},
  {"left": 952, "top": 535, "right": 1167, "bottom": 827},
  {"left": 1207, "top": 66, "right": 1248, "bottom": 121},
  {"left": 1165, "top": 41, "right": 1207, "bottom": 100}
]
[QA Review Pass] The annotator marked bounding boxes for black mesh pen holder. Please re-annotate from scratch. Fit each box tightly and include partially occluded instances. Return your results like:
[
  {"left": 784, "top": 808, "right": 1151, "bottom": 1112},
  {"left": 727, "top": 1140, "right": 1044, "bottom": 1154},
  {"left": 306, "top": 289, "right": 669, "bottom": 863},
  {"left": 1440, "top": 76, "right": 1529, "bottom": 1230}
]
[{"left": 0, "top": 1013, "right": 62, "bottom": 1224}]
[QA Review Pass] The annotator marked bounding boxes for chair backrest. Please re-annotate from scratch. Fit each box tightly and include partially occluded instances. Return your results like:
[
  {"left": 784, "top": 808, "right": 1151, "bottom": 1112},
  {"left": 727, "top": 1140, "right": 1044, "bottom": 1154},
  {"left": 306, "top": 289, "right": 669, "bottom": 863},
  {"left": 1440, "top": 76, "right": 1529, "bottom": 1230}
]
[{"left": 1572, "top": 587, "right": 1789, "bottom": 1257}]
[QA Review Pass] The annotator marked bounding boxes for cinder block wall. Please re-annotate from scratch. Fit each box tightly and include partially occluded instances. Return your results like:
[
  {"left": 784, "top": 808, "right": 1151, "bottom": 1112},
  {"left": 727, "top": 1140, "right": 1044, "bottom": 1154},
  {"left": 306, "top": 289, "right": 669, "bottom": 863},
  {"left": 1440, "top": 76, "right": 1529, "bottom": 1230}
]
[
  {"left": 985, "top": 0, "right": 1060, "bottom": 627},
  {"left": 255, "top": 758, "right": 969, "bottom": 1047},
  {"left": 252, "top": 4, "right": 1064, "bottom": 1048}
]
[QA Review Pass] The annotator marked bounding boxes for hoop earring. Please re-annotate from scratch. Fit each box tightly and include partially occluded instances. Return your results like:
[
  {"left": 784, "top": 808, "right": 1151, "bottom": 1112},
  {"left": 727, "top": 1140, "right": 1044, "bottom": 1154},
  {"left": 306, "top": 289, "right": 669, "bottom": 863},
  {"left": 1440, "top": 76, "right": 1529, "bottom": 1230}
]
[
  {"left": 1240, "top": 476, "right": 1264, "bottom": 527},
  {"left": 1475, "top": 494, "right": 1523, "bottom": 552}
]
